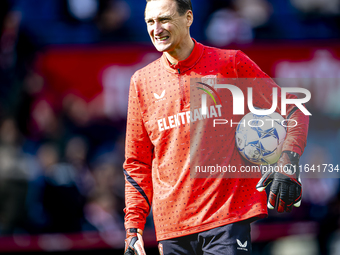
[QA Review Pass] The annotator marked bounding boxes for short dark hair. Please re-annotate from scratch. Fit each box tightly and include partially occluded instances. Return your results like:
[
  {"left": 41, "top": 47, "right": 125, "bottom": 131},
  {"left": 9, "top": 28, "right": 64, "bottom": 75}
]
[{"left": 146, "top": 0, "right": 192, "bottom": 16}]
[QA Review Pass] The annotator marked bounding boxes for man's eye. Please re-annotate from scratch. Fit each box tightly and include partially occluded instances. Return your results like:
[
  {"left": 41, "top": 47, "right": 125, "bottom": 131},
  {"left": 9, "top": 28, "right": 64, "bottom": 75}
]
[
  {"left": 161, "top": 18, "right": 169, "bottom": 23},
  {"left": 147, "top": 20, "right": 154, "bottom": 25}
]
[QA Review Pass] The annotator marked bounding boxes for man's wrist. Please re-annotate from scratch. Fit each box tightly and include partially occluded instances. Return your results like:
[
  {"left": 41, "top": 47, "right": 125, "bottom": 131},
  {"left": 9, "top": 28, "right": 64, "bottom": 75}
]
[
  {"left": 276, "top": 150, "right": 301, "bottom": 177},
  {"left": 126, "top": 228, "right": 143, "bottom": 236},
  {"left": 277, "top": 150, "right": 300, "bottom": 166}
]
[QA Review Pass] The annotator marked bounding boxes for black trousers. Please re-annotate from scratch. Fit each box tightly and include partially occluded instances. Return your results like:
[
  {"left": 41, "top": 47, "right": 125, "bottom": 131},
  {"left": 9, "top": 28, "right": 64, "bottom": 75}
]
[{"left": 158, "top": 220, "right": 252, "bottom": 255}]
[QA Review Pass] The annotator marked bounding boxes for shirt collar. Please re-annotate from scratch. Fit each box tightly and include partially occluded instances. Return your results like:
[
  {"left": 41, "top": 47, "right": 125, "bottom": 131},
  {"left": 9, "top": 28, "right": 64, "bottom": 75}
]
[{"left": 161, "top": 39, "right": 204, "bottom": 74}]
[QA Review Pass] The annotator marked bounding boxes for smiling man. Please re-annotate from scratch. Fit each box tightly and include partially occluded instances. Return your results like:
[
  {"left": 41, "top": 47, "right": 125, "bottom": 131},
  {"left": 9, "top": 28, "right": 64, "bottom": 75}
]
[
  {"left": 144, "top": 0, "right": 194, "bottom": 63},
  {"left": 123, "top": 0, "right": 309, "bottom": 254}
]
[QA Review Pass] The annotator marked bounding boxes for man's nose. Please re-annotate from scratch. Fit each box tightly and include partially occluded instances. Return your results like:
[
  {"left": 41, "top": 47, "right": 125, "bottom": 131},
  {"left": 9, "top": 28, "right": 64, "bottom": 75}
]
[{"left": 154, "top": 22, "right": 163, "bottom": 35}]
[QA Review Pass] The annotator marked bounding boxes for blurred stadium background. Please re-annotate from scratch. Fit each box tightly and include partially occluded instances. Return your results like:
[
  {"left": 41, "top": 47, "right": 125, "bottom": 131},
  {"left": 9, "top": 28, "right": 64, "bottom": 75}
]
[{"left": 0, "top": 0, "right": 339, "bottom": 254}]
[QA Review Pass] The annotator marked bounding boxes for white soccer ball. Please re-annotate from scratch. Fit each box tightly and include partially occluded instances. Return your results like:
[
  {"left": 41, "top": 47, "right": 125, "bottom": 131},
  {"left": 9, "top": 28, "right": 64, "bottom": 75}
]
[{"left": 235, "top": 111, "right": 287, "bottom": 165}]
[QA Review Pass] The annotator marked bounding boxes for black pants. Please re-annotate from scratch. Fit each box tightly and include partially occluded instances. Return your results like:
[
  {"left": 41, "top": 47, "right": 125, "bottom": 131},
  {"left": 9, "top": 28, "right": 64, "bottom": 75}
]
[{"left": 158, "top": 221, "right": 252, "bottom": 255}]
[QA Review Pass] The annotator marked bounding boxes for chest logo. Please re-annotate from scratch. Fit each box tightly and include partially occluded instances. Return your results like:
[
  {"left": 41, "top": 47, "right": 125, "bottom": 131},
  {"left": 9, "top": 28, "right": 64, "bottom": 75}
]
[{"left": 154, "top": 90, "right": 165, "bottom": 99}]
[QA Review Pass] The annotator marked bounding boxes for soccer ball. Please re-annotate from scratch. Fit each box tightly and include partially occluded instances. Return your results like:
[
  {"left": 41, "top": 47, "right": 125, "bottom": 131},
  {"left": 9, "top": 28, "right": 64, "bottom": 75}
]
[{"left": 235, "top": 111, "right": 287, "bottom": 165}]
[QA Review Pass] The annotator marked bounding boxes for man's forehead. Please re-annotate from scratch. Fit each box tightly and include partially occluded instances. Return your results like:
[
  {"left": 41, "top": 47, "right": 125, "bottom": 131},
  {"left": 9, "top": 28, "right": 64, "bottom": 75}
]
[{"left": 145, "top": 0, "right": 177, "bottom": 19}]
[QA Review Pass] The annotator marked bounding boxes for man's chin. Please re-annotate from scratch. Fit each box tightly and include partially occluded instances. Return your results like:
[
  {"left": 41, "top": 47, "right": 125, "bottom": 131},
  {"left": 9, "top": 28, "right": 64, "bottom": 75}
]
[{"left": 153, "top": 43, "right": 171, "bottom": 53}]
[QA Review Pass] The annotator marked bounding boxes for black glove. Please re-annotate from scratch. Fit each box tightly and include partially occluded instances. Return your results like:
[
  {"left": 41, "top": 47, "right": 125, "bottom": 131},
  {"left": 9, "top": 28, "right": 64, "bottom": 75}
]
[
  {"left": 124, "top": 228, "right": 146, "bottom": 255},
  {"left": 256, "top": 151, "right": 302, "bottom": 213}
]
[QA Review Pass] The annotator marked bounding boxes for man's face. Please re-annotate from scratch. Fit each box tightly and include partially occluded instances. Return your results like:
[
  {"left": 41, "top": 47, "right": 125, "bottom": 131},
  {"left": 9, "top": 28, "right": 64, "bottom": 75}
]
[{"left": 145, "top": 0, "right": 192, "bottom": 54}]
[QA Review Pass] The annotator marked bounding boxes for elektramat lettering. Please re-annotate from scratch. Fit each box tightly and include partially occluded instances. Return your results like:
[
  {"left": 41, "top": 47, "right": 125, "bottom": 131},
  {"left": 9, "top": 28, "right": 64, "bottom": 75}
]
[{"left": 157, "top": 105, "right": 222, "bottom": 132}]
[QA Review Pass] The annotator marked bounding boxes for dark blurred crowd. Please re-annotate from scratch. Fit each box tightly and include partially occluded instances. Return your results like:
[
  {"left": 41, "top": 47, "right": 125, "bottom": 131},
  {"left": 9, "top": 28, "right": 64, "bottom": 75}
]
[
  {"left": 1, "top": 0, "right": 340, "bottom": 46},
  {"left": 0, "top": 0, "right": 340, "bottom": 254},
  {"left": 0, "top": 0, "right": 131, "bottom": 238}
]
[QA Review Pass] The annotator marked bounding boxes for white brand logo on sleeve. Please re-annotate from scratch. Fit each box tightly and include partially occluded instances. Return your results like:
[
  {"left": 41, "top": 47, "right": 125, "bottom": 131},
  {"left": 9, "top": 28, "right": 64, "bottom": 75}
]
[
  {"left": 236, "top": 239, "right": 248, "bottom": 251},
  {"left": 154, "top": 90, "right": 165, "bottom": 99}
]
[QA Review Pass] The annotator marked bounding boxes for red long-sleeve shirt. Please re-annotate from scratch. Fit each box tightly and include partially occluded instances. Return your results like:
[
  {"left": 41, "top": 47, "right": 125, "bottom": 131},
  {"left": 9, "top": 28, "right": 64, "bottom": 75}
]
[{"left": 123, "top": 40, "right": 309, "bottom": 241}]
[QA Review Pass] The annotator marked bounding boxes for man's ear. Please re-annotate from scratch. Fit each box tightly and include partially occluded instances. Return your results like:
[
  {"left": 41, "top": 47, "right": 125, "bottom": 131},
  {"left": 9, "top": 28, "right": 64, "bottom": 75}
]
[{"left": 186, "top": 10, "right": 193, "bottom": 27}]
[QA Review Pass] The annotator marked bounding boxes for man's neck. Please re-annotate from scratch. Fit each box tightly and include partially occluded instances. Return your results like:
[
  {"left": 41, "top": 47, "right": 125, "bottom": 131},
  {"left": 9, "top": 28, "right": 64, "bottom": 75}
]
[{"left": 164, "top": 38, "right": 195, "bottom": 65}]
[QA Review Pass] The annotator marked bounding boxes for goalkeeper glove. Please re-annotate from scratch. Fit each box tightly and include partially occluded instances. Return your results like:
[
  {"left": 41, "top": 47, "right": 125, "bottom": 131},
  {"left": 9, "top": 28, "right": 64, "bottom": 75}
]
[
  {"left": 124, "top": 228, "right": 146, "bottom": 255},
  {"left": 256, "top": 151, "right": 302, "bottom": 213}
]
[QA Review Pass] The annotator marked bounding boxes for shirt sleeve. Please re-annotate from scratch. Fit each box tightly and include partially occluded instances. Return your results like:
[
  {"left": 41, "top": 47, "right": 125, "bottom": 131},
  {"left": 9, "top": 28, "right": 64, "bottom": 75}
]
[
  {"left": 235, "top": 50, "right": 309, "bottom": 156},
  {"left": 123, "top": 73, "right": 154, "bottom": 231}
]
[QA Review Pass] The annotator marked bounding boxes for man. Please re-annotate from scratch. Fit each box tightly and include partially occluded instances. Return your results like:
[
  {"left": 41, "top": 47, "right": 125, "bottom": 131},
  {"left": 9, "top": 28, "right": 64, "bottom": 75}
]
[{"left": 123, "top": 0, "right": 309, "bottom": 254}]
